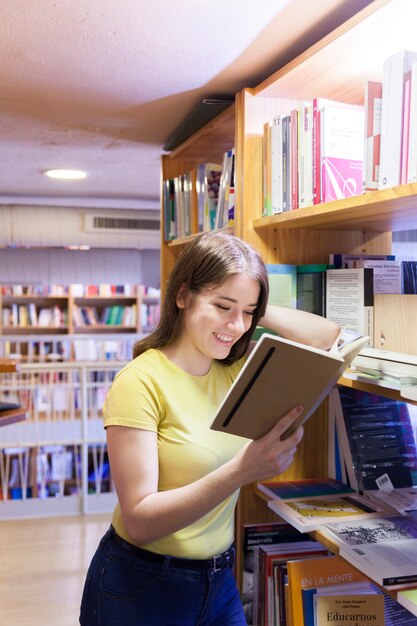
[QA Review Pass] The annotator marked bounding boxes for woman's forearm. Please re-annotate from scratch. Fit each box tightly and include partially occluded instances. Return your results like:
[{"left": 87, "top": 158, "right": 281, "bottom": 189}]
[
  {"left": 122, "top": 411, "right": 304, "bottom": 546},
  {"left": 259, "top": 304, "right": 340, "bottom": 350}
]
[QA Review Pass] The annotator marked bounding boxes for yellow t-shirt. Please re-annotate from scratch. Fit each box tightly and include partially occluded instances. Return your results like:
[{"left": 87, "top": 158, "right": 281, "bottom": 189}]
[{"left": 103, "top": 348, "right": 248, "bottom": 559}]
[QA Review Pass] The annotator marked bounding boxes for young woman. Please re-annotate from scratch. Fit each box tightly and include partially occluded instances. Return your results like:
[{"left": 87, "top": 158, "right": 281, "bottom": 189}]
[{"left": 80, "top": 231, "right": 339, "bottom": 626}]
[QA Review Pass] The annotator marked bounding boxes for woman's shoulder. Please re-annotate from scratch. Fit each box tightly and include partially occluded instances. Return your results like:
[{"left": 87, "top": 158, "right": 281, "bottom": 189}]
[{"left": 114, "top": 349, "right": 165, "bottom": 383}]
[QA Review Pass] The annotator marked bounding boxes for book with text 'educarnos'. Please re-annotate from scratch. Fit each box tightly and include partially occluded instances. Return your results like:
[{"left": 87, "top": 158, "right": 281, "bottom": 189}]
[
  {"left": 287, "top": 554, "right": 366, "bottom": 626},
  {"left": 315, "top": 593, "right": 385, "bottom": 626}
]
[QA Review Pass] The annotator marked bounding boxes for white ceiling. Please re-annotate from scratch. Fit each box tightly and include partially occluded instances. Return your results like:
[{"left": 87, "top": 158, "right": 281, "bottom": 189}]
[{"left": 0, "top": 0, "right": 373, "bottom": 211}]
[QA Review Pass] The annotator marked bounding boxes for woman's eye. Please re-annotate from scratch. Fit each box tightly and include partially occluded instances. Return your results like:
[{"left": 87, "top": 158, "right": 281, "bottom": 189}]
[
  {"left": 216, "top": 304, "right": 230, "bottom": 311},
  {"left": 244, "top": 310, "right": 255, "bottom": 316}
]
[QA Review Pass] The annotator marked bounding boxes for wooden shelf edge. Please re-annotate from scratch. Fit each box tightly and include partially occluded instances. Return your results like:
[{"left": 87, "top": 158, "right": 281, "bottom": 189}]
[
  {"left": 338, "top": 375, "right": 417, "bottom": 405},
  {"left": 252, "top": 183, "right": 417, "bottom": 232}
]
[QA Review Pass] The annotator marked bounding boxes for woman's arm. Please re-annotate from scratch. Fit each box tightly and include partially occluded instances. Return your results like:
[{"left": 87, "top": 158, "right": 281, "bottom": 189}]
[
  {"left": 107, "top": 407, "right": 304, "bottom": 546},
  {"left": 259, "top": 304, "right": 340, "bottom": 350}
]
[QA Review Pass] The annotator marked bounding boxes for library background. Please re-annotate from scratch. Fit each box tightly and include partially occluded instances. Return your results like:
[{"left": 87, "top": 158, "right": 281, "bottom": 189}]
[{"left": 2, "top": 0, "right": 417, "bottom": 624}]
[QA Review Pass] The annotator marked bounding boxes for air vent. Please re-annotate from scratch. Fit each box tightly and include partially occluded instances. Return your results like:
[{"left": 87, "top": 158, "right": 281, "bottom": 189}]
[
  {"left": 84, "top": 215, "right": 160, "bottom": 233},
  {"left": 392, "top": 229, "right": 417, "bottom": 242}
]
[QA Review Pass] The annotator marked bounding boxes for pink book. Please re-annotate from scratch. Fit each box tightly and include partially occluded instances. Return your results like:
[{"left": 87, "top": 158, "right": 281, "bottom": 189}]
[{"left": 320, "top": 105, "right": 364, "bottom": 202}]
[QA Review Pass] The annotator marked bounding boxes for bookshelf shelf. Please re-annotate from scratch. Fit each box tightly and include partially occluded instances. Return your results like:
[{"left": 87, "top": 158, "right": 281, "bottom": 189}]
[
  {"left": 252, "top": 183, "right": 417, "bottom": 233},
  {"left": 338, "top": 374, "right": 417, "bottom": 406},
  {"left": 0, "top": 284, "right": 160, "bottom": 337}
]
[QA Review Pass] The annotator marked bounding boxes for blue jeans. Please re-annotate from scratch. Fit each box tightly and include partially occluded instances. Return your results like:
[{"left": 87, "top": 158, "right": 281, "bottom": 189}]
[{"left": 79, "top": 526, "right": 247, "bottom": 625}]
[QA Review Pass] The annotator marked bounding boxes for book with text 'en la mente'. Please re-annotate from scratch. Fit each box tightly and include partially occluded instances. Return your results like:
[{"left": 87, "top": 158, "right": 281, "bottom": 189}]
[{"left": 210, "top": 329, "right": 369, "bottom": 441}]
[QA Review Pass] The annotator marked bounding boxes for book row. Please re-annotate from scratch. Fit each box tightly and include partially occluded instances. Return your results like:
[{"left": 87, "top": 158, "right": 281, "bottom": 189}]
[
  {"left": 162, "top": 149, "right": 235, "bottom": 240},
  {"left": 262, "top": 48, "right": 417, "bottom": 216},
  {"left": 0, "top": 283, "right": 139, "bottom": 296},
  {"left": 242, "top": 519, "right": 417, "bottom": 625},
  {"left": 0, "top": 443, "right": 111, "bottom": 501}
]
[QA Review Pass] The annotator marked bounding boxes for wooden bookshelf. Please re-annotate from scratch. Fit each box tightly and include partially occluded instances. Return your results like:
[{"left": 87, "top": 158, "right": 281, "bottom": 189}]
[
  {"left": 0, "top": 284, "right": 160, "bottom": 337},
  {"left": 160, "top": 0, "right": 417, "bottom": 602}
]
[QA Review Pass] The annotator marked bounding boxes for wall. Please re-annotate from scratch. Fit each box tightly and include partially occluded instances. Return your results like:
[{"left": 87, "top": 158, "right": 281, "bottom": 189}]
[
  {"left": 0, "top": 248, "right": 160, "bottom": 288},
  {"left": 0, "top": 205, "right": 160, "bottom": 250}
]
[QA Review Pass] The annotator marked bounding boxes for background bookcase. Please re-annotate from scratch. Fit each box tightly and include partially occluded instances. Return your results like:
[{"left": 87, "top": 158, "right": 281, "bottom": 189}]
[
  {"left": 0, "top": 360, "right": 123, "bottom": 518},
  {"left": 0, "top": 284, "right": 160, "bottom": 337},
  {"left": 160, "top": 0, "right": 417, "bottom": 596}
]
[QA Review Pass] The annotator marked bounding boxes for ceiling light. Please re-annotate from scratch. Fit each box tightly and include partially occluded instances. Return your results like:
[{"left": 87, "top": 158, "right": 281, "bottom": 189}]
[{"left": 43, "top": 169, "right": 88, "bottom": 180}]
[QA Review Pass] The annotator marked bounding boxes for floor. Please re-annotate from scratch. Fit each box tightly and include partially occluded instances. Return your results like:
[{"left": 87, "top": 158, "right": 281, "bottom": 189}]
[{"left": 0, "top": 513, "right": 110, "bottom": 626}]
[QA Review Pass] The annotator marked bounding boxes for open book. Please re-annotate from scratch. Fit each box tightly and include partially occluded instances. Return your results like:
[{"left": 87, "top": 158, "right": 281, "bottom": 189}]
[{"left": 210, "top": 328, "right": 368, "bottom": 440}]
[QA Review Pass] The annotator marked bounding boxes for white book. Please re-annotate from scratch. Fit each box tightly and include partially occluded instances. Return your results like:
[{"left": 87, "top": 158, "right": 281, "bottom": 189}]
[
  {"left": 407, "top": 61, "right": 417, "bottom": 183},
  {"left": 321, "top": 516, "right": 417, "bottom": 588},
  {"left": 298, "top": 103, "right": 313, "bottom": 208},
  {"left": 271, "top": 115, "right": 283, "bottom": 214},
  {"left": 348, "top": 259, "right": 402, "bottom": 294},
  {"left": 351, "top": 346, "right": 417, "bottom": 381},
  {"left": 325, "top": 268, "right": 374, "bottom": 344},
  {"left": 379, "top": 49, "right": 417, "bottom": 190}
]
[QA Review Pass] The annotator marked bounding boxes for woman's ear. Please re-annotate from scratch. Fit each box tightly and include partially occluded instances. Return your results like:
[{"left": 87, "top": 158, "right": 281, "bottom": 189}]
[{"left": 176, "top": 283, "right": 188, "bottom": 309}]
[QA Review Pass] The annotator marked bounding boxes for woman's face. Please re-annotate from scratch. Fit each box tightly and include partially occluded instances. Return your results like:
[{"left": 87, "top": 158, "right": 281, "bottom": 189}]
[{"left": 176, "top": 273, "right": 260, "bottom": 374}]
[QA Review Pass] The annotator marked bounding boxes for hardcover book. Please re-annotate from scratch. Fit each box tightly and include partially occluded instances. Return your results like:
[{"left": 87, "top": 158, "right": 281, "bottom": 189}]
[
  {"left": 241, "top": 521, "right": 305, "bottom": 625},
  {"left": 287, "top": 554, "right": 366, "bottom": 626},
  {"left": 210, "top": 330, "right": 369, "bottom": 441}
]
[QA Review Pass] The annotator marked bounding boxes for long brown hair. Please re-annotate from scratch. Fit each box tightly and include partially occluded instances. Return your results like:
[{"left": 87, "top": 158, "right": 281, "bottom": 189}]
[{"left": 133, "top": 231, "right": 269, "bottom": 364}]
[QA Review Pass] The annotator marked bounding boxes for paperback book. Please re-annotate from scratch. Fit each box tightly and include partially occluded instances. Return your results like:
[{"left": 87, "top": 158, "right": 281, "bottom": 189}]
[
  {"left": 333, "top": 386, "right": 417, "bottom": 494},
  {"left": 267, "top": 489, "right": 393, "bottom": 533},
  {"left": 319, "top": 513, "right": 417, "bottom": 588},
  {"left": 257, "top": 477, "right": 355, "bottom": 501},
  {"left": 286, "top": 554, "right": 366, "bottom": 626}
]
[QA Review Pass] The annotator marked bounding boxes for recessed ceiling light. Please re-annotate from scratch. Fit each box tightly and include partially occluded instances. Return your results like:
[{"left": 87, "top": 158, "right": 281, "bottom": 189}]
[{"left": 43, "top": 169, "right": 88, "bottom": 180}]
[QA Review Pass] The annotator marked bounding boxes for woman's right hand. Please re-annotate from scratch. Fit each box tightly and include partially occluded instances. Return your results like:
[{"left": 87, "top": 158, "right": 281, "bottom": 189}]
[{"left": 232, "top": 405, "right": 305, "bottom": 485}]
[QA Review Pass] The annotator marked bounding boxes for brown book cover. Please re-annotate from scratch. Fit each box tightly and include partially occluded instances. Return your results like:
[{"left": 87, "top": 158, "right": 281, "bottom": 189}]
[{"left": 210, "top": 331, "right": 368, "bottom": 440}]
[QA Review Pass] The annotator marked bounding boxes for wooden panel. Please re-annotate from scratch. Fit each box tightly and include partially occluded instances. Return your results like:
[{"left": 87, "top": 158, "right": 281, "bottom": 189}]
[
  {"left": 264, "top": 229, "right": 391, "bottom": 265},
  {"left": 166, "top": 105, "right": 235, "bottom": 164},
  {"left": 374, "top": 294, "right": 417, "bottom": 352}
]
